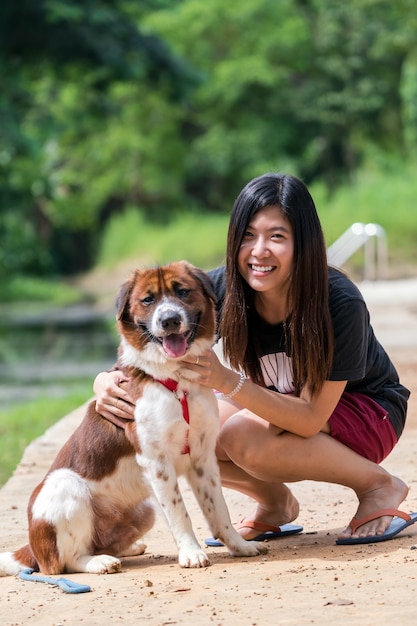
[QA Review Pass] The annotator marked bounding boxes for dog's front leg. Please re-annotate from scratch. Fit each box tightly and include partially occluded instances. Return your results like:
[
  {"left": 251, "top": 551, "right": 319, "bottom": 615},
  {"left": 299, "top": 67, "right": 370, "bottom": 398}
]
[
  {"left": 141, "top": 455, "right": 210, "bottom": 568},
  {"left": 187, "top": 455, "right": 268, "bottom": 558}
]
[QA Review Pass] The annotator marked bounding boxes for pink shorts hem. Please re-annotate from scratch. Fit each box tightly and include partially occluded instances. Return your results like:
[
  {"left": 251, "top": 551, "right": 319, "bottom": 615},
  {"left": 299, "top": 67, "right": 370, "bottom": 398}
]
[{"left": 328, "top": 392, "right": 397, "bottom": 463}]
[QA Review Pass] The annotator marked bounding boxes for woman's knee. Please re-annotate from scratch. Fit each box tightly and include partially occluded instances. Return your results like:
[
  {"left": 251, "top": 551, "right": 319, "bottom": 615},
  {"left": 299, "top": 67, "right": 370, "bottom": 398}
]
[{"left": 219, "top": 412, "right": 268, "bottom": 468}]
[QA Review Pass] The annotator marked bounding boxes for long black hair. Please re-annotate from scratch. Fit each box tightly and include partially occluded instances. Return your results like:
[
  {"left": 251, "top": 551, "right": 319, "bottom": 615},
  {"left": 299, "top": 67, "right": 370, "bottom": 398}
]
[{"left": 220, "top": 173, "right": 333, "bottom": 396}]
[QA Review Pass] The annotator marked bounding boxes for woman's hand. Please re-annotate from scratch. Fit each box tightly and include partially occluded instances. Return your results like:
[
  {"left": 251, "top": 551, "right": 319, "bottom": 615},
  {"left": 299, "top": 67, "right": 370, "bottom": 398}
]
[
  {"left": 181, "top": 348, "right": 241, "bottom": 396},
  {"left": 93, "top": 370, "right": 135, "bottom": 420}
]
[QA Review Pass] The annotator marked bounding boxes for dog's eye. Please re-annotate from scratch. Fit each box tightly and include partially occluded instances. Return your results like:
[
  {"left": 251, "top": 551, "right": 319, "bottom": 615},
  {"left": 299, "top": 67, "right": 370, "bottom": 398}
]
[
  {"left": 141, "top": 295, "right": 155, "bottom": 305},
  {"left": 177, "top": 288, "right": 190, "bottom": 299}
]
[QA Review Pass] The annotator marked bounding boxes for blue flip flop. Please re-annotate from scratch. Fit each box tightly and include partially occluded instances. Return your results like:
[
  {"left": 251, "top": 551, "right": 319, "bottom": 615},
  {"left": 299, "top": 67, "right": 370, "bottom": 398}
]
[
  {"left": 336, "top": 509, "right": 417, "bottom": 545},
  {"left": 205, "top": 521, "right": 303, "bottom": 547}
]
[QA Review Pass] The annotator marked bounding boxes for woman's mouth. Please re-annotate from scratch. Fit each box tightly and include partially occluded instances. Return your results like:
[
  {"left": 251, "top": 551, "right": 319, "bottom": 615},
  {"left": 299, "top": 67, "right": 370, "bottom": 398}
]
[{"left": 250, "top": 264, "right": 275, "bottom": 273}]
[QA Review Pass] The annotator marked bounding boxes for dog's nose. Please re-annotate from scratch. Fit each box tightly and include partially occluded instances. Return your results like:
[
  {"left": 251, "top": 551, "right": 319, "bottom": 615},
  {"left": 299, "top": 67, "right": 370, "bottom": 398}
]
[{"left": 160, "top": 311, "right": 182, "bottom": 333}]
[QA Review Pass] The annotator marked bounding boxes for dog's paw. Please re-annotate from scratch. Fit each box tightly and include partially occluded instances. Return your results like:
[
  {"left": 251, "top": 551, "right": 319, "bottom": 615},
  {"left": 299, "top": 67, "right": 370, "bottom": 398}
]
[
  {"left": 84, "top": 554, "right": 122, "bottom": 574},
  {"left": 121, "top": 541, "right": 147, "bottom": 557},
  {"left": 227, "top": 540, "right": 268, "bottom": 557},
  {"left": 178, "top": 548, "right": 210, "bottom": 568}
]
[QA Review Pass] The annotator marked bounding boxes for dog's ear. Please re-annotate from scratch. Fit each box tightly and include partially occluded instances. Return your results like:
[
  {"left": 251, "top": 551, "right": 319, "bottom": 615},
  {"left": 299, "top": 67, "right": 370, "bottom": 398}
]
[
  {"left": 185, "top": 263, "right": 217, "bottom": 306},
  {"left": 116, "top": 272, "right": 136, "bottom": 322}
]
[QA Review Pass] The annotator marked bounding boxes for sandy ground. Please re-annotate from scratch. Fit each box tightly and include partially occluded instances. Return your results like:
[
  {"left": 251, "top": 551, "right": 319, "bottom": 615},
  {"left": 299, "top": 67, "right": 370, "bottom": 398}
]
[{"left": 1, "top": 280, "right": 417, "bottom": 626}]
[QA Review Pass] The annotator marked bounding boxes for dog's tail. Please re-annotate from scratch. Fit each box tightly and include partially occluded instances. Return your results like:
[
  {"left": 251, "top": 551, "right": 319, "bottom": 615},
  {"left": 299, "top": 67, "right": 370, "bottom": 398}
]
[{"left": 0, "top": 545, "right": 38, "bottom": 576}]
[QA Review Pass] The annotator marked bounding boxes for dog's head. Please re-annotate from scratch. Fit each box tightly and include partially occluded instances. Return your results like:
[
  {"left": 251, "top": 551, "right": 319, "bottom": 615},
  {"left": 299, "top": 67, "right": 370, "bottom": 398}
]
[{"left": 116, "top": 261, "right": 217, "bottom": 369}]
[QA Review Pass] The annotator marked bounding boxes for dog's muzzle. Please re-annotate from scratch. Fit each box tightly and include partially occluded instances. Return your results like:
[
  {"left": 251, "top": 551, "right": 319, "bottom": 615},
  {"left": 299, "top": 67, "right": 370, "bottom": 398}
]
[{"left": 151, "top": 305, "right": 200, "bottom": 359}]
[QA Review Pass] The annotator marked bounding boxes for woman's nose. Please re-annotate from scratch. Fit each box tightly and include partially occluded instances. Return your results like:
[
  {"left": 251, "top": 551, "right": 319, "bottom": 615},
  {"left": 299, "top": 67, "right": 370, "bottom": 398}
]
[{"left": 252, "top": 237, "right": 270, "bottom": 256}]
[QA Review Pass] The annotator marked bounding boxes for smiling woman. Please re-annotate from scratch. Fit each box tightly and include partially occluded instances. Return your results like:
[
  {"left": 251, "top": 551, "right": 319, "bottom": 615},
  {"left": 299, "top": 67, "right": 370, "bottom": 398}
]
[{"left": 220, "top": 173, "right": 332, "bottom": 393}]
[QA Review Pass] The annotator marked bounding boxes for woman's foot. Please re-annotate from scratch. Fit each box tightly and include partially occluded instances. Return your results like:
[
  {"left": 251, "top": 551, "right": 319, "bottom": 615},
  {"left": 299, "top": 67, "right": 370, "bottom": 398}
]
[
  {"left": 236, "top": 495, "right": 300, "bottom": 540},
  {"left": 338, "top": 474, "right": 409, "bottom": 540}
]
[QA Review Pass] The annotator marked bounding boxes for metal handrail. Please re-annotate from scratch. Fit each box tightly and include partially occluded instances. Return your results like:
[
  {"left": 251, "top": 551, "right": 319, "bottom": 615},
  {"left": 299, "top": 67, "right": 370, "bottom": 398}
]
[{"left": 327, "top": 222, "right": 387, "bottom": 280}]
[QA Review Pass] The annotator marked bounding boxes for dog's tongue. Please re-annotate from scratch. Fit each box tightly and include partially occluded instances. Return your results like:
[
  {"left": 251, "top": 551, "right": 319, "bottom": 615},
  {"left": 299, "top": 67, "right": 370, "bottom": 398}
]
[{"left": 162, "top": 334, "right": 188, "bottom": 358}]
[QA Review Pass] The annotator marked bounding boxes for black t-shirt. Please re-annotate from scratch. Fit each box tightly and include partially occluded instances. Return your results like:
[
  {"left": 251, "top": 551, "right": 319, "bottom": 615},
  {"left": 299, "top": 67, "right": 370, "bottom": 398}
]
[{"left": 208, "top": 266, "right": 410, "bottom": 438}]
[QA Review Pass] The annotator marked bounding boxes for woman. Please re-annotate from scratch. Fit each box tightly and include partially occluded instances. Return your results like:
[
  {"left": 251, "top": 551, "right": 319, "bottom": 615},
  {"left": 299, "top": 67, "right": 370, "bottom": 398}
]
[{"left": 94, "top": 173, "right": 413, "bottom": 545}]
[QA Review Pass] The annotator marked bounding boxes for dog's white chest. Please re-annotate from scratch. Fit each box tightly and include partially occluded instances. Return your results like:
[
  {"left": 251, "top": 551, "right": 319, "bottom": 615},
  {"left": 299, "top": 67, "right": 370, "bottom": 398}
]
[{"left": 134, "top": 381, "right": 218, "bottom": 465}]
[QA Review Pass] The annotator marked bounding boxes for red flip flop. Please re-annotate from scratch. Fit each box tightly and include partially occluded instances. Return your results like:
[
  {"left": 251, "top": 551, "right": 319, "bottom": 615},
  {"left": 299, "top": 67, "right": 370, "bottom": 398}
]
[
  {"left": 205, "top": 520, "right": 303, "bottom": 547},
  {"left": 336, "top": 508, "right": 417, "bottom": 545}
]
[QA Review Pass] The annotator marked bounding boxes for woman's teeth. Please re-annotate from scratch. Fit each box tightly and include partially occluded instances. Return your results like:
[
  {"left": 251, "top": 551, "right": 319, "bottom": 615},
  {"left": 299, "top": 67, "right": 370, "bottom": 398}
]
[{"left": 251, "top": 265, "right": 274, "bottom": 272}]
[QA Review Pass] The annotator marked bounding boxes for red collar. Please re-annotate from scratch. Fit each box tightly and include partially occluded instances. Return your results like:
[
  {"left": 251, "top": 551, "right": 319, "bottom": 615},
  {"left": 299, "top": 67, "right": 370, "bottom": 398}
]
[{"left": 156, "top": 378, "right": 190, "bottom": 454}]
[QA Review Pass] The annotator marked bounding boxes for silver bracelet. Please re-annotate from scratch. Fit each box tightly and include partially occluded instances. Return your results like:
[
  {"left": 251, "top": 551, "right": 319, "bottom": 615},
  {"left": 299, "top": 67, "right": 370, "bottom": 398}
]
[{"left": 221, "top": 372, "right": 246, "bottom": 399}]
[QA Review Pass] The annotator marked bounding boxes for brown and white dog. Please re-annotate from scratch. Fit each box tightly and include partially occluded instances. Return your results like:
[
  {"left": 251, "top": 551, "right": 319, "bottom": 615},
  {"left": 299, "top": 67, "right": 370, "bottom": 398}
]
[{"left": 0, "top": 261, "right": 266, "bottom": 576}]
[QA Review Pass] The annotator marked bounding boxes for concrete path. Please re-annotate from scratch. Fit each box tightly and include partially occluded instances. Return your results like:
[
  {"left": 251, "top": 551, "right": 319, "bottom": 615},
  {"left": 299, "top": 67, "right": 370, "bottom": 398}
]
[
  {"left": 358, "top": 277, "right": 417, "bottom": 350},
  {"left": 1, "top": 277, "right": 416, "bottom": 625}
]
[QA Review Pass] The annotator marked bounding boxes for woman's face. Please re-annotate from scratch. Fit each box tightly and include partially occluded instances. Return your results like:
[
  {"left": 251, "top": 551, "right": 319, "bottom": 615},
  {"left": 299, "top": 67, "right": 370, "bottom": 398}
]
[{"left": 237, "top": 205, "right": 294, "bottom": 298}]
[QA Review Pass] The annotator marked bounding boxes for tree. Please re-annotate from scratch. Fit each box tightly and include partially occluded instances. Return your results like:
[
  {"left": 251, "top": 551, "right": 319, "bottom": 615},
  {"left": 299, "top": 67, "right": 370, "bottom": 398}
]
[
  {"left": 146, "top": 0, "right": 417, "bottom": 197},
  {"left": 1, "top": 0, "right": 417, "bottom": 280},
  {"left": 0, "top": 0, "right": 195, "bottom": 276}
]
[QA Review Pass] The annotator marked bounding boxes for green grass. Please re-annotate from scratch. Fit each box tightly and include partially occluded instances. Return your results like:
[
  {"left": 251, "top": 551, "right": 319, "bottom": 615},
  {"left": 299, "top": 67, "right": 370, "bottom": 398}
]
[
  {"left": 0, "top": 383, "right": 92, "bottom": 486},
  {"left": 98, "top": 207, "right": 230, "bottom": 271},
  {"left": 311, "top": 163, "right": 417, "bottom": 268}
]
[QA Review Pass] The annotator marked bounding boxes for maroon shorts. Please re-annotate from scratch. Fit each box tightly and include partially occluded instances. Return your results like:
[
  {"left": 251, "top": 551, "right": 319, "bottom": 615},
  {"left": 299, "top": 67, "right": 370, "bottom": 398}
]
[{"left": 328, "top": 392, "right": 398, "bottom": 464}]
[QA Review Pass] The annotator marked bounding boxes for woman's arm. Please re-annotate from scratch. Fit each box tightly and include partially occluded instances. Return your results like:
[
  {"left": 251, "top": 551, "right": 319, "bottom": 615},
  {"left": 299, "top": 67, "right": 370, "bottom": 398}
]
[
  {"left": 93, "top": 370, "right": 135, "bottom": 420},
  {"left": 182, "top": 349, "right": 347, "bottom": 438}
]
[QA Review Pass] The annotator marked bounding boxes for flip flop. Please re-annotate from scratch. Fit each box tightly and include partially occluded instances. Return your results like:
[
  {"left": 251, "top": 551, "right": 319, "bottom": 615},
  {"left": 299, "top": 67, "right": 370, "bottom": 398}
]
[
  {"left": 336, "top": 508, "right": 417, "bottom": 545},
  {"left": 204, "top": 520, "right": 303, "bottom": 547}
]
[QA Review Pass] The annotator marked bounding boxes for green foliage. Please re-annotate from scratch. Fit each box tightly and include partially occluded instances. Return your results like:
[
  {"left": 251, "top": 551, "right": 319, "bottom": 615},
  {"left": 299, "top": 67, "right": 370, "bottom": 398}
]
[
  {"left": 0, "top": 384, "right": 92, "bottom": 486},
  {"left": 0, "top": 0, "right": 194, "bottom": 277},
  {"left": 145, "top": 0, "right": 417, "bottom": 197},
  {"left": 1, "top": 0, "right": 417, "bottom": 281}
]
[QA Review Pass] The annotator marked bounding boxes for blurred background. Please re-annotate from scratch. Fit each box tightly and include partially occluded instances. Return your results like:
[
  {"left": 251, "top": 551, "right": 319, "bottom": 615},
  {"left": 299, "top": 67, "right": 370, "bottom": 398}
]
[{"left": 1, "top": 0, "right": 416, "bottom": 483}]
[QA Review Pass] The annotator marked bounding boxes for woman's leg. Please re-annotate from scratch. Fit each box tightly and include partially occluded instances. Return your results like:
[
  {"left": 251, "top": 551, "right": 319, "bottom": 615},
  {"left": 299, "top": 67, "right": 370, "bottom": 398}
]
[
  {"left": 218, "top": 458, "right": 300, "bottom": 538},
  {"left": 218, "top": 407, "right": 408, "bottom": 540},
  {"left": 216, "top": 399, "right": 299, "bottom": 539}
]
